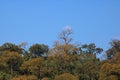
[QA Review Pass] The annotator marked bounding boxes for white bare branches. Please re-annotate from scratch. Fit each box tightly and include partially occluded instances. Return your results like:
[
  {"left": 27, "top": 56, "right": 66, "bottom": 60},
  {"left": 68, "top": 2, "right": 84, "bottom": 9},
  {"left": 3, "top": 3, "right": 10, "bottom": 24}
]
[{"left": 59, "top": 26, "right": 73, "bottom": 45}]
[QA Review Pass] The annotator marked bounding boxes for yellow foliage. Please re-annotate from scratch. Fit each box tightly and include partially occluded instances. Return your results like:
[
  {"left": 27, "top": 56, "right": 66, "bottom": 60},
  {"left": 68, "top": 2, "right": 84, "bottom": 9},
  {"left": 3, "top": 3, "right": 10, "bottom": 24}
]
[
  {"left": 99, "top": 63, "right": 120, "bottom": 80},
  {"left": 54, "top": 73, "right": 78, "bottom": 80},
  {"left": 109, "top": 75, "right": 118, "bottom": 80},
  {"left": 12, "top": 75, "right": 37, "bottom": 80},
  {"left": 42, "top": 77, "right": 49, "bottom": 80},
  {"left": 20, "top": 57, "right": 45, "bottom": 79}
]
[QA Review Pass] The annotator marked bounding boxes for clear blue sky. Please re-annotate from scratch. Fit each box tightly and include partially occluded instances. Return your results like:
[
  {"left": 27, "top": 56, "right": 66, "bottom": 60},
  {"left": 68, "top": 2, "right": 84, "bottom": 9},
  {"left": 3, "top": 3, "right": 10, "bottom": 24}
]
[{"left": 0, "top": 0, "right": 120, "bottom": 51}]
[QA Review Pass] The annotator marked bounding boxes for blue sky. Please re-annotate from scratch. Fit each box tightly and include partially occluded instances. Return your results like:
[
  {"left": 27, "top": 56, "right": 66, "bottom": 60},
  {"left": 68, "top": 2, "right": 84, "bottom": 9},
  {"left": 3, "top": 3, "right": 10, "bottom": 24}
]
[{"left": 0, "top": 0, "right": 120, "bottom": 51}]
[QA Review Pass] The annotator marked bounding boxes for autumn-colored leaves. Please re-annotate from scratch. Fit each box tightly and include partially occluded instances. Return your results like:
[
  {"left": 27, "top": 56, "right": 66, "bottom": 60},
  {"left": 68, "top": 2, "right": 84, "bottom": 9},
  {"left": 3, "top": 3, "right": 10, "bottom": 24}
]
[{"left": 0, "top": 28, "right": 120, "bottom": 80}]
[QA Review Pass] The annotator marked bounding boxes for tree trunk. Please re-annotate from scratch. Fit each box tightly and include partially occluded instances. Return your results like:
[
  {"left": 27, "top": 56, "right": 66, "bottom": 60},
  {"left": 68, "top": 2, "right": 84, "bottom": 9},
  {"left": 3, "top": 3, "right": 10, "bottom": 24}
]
[{"left": 10, "top": 64, "right": 13, "bottom": 79}]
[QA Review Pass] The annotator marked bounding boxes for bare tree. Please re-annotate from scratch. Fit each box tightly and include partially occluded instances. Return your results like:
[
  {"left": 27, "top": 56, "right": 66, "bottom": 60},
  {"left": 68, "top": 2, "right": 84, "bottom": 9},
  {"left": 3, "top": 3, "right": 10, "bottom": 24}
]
[
  {"left": 18, "top": 42, "right": 27, "bottom": 49},
  {"left": 59, "top": 26, "right": 73, "bottom": 45}
]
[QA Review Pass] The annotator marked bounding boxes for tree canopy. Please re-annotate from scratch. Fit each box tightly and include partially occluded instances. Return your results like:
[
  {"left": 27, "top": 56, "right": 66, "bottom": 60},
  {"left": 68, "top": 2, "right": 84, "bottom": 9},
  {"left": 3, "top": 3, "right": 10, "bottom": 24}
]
[{"left": 0, "top": 29, "right": 119, "bottom": 80}]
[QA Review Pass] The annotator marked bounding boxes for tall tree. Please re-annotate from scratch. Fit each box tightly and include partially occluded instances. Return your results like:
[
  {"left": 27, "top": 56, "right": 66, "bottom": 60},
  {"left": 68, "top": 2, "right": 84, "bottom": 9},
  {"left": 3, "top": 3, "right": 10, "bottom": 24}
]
[
  {"left": 49, "top": 27, "right": 78, "bottom": 55},
  {"left": 29, "top": 44, "right": 49, "bottom": 58},
  {"left": 1, "top": 51, "right": 22, "bottom": 78},
  {"left": 51, "top": 43, "right": 78, "bottom": 55},
  {"left": 21, "top": 57, "right": 45, "bottom": 80},
  {"left": 80, "top": 43, "right": 103, "bottom": 54},
  {"left": 79, "top": 43, "right": 103, "bottom": 59},
  {"left": 106, "top": 39, "right": 120, "bottom": 59},
  {"left": 58, "top": 26, "right": 73, "bottom": 45},
  {"left": 0, "top": 43, "right": 24, "bottom": 54}
]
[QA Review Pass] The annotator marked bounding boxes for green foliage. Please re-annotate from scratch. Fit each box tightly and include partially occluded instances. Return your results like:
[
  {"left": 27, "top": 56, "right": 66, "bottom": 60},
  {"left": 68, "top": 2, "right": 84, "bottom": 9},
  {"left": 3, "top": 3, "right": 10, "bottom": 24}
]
[
  {"left": 29, "top": 44, "right": 49, "bottom": 58},
  {"left": 0, "top": 42, "right": 24, "bottom": 54},
  {"left": 0, "top": 71, "right": 10, "bottom": 80},
  {"left": 0, "top": 33, "right": 120, "bottom": 80},
  {"left": 106, "top": 39, "right": 120, "bottom": 59},
  {"left": 79, "top": 43, "right": 103, "bottom": 54}
]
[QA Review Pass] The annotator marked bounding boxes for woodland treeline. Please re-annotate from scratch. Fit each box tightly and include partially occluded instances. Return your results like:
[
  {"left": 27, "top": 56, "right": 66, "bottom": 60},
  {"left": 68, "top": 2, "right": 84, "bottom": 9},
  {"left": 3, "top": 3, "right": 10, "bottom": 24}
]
[{"left": 0, "top": 28, "right": 120, "bottom": 80}]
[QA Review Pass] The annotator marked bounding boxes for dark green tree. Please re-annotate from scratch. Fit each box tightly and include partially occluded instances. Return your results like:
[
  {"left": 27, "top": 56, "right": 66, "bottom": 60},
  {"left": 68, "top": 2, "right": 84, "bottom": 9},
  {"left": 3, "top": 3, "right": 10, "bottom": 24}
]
[
  {"left": 0, "top": 42, "right": 24, "bottom": 54},
  {"left": 79, "top": 43, "right": 103, "bottom": 59},
  {"left": 106, "top": 39, "right": 120, "bottom": 59},
  {"left": 80, "top": 43, "right": 103, "bottom": 54},
  {"left": 29, "top": 44, "right": 49, "bottom": 58}
]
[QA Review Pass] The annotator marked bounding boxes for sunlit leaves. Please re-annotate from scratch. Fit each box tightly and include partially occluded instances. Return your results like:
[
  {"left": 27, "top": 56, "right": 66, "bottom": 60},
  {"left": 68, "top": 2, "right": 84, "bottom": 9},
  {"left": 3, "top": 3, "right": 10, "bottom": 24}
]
[
  {"left": 0, "top": 51, "right": 22, "bottom": 77},
  {"left": 54, "top": 73, "right": 78, "bottom": 80},
  {"left": 21, "top": 57, "right": 45, "bottom": 79},
  {"left": 99, "top": 63, "right": 120, "bottom": 80},
  {"left": 12, "top": 75, "right": 37, "bottom": 80}
]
